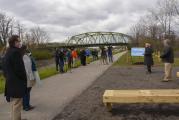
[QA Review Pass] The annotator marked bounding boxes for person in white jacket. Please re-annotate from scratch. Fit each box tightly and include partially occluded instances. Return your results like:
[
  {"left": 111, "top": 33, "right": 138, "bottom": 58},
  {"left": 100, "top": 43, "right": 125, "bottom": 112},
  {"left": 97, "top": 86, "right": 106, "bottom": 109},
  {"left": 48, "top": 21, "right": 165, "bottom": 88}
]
[{"left": 21, "top": 45, "right": 36, "bottom": 111}]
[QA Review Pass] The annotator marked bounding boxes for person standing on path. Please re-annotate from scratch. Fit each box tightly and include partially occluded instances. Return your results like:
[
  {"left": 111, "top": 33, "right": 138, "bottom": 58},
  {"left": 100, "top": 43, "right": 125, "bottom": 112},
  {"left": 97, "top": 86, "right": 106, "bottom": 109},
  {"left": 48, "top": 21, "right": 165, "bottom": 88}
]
[
  {"left": 66, "top": 49, "right": 73, "bottom": 72},
  {"left": 72, "top": 49, "right": 78, "bottom": 67},
  {"left": 144, "top": 43, "right": 154, "bottom": 74},
  {"left": 94, "top": 49, "right": 98, "bottom": 60},
  {"left": 29, "top": 51, "right": 41, "bottom": 86},
  {"left": 55, "top": 48, "right": 60, "bottom": 71},
  {"left": 107, "top": 46, "right": 113, "bottom": 63},
  {"left": 160, "top": 39, "right": 174, "bottom": 82},
  {"left": 21, "top": 45, "right": 36, "bottom": 111},
  {"left": 101, "top": 47, "right": 108, "bottom": 65},
  {"left": 80, "top": 49, "right": 86, "bottom": 66},
  {"left": 85, "top": 48, "right": 91, "bottom": 62},
  {"left": 59, "top": 48, "right": 65, "bottom": 73},
  {"left": 2, "top": 35, "right": 27, "bottom": 120}
]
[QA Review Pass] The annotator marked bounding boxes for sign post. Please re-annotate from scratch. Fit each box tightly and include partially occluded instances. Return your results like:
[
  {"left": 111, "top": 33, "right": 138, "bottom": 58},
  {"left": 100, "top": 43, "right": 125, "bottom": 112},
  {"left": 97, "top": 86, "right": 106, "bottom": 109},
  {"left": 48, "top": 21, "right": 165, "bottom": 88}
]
[{"left": 131, "top": 48, "right": 145, "bottom": 64}]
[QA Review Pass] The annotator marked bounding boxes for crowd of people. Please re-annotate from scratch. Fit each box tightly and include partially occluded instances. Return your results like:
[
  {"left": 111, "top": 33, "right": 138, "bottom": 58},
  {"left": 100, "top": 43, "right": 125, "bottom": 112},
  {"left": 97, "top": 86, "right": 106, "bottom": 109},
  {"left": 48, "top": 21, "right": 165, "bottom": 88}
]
[
  {"left": 54, "top": 46, "right": 114, "bottom": 73},
  {"left": 55, "top": 48, "right": 84, "bottom": 73}
]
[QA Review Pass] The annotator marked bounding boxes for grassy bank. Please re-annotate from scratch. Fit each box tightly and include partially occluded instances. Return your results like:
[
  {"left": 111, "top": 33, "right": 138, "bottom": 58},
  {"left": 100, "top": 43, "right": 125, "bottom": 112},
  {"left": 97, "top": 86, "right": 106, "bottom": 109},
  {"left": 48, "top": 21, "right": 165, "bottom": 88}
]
[
  {"left": 0, "top": 76, "right": 5, "bottom": 94},
  {"left": 114, "top": 51, "right": 179, "bottom": 67}
]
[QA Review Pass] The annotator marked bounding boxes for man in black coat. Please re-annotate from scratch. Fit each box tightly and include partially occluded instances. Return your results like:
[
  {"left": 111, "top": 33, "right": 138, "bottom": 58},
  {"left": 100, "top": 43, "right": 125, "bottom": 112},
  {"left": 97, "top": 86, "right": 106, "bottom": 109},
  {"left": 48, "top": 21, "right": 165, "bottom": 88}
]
[
  {"left": 144, "top": 43, "right": 154, "bottom": 74},
  {"left": 160, "top": 39, "right": 174, "bottom": 81},
  {"left": 3, "top": 35, "right": 27, "bottom": 120}
]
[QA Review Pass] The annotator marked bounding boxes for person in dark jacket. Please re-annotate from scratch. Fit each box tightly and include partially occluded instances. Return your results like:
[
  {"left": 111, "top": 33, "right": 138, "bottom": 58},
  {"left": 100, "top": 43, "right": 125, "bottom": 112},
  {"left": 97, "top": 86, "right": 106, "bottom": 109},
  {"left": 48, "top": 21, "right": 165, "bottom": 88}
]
[
  {"left": 160, "top": 39, "right": 174, "bottom": 81},
  {"left": 3, "top": 35, "right": 27, "bottom": 120},
  {"left": 59, "top": 48, "right": 65, "bottom": 73},
  {"left": 144, "top": 43, "right": 154, "bottom": 74},
  {"left": 55, "top": 48, "right": 59, "bottom": 71},
  {"left": 101, "top": 47, "right": 108, "bottom": 65},
  {"left": 66, "top": 49, "right": 72, "bottom": 72},
  {"left": 107, "top": 46, "right": 113, "bottom": 63},
  {"left": 94, "top": 49, "right": 98, "bottom": 60},
  {"left": 80, "top": 49, "right": 86, "bottom": 66}
]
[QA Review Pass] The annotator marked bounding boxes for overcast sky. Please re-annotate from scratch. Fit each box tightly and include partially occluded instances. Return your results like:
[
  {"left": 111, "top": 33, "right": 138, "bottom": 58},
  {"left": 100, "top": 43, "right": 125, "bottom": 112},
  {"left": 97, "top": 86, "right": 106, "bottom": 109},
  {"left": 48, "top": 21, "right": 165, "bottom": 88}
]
[{"left": 0, "top": 0, "right": 157, "bottom": 42}]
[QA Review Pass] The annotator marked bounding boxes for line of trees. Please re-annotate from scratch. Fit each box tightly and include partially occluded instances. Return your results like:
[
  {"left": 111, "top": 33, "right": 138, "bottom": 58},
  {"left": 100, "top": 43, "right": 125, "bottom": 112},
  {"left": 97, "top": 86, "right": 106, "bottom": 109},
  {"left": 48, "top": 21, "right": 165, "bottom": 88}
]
[
  {"left": 130, "top": 0, "right": 179, "bottom": 50},
  {"left": 0, "top": 11, "right": 50, "bottom": 47}
]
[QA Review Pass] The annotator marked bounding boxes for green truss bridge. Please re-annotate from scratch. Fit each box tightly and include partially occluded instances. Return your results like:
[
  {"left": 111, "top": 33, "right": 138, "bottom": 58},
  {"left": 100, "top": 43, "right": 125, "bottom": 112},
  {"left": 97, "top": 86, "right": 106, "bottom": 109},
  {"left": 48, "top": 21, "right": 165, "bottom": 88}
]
[
  {"left": 44, "top": 32, "right": 132, "bottom": 49},
  {"left": 65, "top": 32, "right": 132, "bottom": 47}
]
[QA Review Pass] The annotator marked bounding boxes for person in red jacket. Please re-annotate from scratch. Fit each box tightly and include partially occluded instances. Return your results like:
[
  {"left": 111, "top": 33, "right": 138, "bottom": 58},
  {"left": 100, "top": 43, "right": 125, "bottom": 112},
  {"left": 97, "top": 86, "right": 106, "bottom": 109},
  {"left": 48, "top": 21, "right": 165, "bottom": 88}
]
[{"left": 72, "top": 49, "right": 78, "bottom": 67}]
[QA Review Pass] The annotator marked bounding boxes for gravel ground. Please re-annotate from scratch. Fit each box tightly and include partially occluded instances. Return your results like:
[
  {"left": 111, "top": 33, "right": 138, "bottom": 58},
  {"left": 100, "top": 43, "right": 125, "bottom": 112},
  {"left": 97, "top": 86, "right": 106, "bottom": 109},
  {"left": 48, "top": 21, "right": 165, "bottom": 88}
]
[{"left": 53, "top": 66, "right": 179, "bottom": 120}]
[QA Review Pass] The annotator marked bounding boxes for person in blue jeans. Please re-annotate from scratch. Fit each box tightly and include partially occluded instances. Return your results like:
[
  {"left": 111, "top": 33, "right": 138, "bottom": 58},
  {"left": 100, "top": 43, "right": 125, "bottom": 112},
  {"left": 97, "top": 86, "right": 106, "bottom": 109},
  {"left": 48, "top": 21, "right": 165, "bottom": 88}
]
[
  {"left": 107, "top": 46, "right": 113, "bottom": 63},
  {"left": 23, "top": 88, "right": 33, "bottom": 111}
]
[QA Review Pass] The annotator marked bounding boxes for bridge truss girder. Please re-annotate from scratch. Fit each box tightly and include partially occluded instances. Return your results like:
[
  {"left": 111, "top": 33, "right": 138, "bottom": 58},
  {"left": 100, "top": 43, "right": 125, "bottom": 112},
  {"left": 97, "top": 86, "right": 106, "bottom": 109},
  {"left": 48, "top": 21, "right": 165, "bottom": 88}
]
[{"left": 66, "top": 32, "right": 132, "bottom": 46}]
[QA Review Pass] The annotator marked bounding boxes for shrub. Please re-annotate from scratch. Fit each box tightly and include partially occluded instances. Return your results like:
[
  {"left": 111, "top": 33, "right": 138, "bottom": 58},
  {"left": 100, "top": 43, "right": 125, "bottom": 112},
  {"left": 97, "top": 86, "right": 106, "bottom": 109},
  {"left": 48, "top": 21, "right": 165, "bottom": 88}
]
[{"left": 31, "top": 50, "right": 53, "bottom": 60}]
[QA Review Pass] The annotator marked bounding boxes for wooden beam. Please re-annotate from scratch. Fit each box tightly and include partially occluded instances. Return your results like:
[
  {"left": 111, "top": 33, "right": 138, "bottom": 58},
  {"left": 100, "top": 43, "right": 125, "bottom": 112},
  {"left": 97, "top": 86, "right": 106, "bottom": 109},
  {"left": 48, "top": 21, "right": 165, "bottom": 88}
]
[
  {"left": 177, "top": 72, "right": 179, "bottom": 78},
  {"left": 103, "top": 89, "right": 179, "bottom": 104}
]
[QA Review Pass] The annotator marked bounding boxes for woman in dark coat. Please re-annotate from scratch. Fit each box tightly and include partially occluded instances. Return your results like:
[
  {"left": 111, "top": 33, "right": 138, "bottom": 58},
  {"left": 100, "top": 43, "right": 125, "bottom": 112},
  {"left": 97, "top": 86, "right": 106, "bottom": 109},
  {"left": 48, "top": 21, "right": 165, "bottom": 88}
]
[
  {"left": 144, "top": 43, "right": 154, "bottom": 74},
  {"left": 80, "top": 49, "right": 86, "bottom": 66}
]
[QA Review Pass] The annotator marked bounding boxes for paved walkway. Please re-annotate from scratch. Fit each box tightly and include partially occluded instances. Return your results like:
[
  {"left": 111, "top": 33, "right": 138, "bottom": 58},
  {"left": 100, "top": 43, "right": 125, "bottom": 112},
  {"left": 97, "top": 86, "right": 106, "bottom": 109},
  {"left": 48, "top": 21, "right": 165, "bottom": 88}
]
[{"left": 0, "top": 51, "right": 126, "bottom": 120}]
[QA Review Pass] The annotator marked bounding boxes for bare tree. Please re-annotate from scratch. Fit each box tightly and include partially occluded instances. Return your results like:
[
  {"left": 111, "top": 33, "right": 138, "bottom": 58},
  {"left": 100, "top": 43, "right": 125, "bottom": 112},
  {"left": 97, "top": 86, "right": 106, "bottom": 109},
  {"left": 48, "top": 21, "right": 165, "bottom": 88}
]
[
  {"left": 130, "top": 0, "right": 179, "bottom": 49},
  {"left": 30, "top": 26, "right": 50, "bottom": 45},
  {"left": 152, "top": 0, "right": 178, "bottom": 35},
  {"left": 22, "top": 32, "right": 36, "bottom": 46},
  {"left": 131, "top": 13, "right": 164, "bottom": 49},
  {"left": 130, "top": 17, "right": 149, "bottom": 46},
  {"left": 14, "top": 21, "right": 27, "bottom": 43},
  {"left": 174, "top": 1, "right": 179, "bottom": 25},
  {"left": 0, "top": 12, "right": 13, "bottom": 46},
  {"left": 0, "top": 11, "right": 51, "bottom": 47}
]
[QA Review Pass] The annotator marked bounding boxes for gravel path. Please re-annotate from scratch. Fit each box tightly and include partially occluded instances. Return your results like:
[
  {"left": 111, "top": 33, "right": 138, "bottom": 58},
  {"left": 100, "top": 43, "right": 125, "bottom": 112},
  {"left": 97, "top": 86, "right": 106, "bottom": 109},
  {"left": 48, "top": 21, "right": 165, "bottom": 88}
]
[{"left": 54, "top": 66, "right": 179, "bottom": 120}]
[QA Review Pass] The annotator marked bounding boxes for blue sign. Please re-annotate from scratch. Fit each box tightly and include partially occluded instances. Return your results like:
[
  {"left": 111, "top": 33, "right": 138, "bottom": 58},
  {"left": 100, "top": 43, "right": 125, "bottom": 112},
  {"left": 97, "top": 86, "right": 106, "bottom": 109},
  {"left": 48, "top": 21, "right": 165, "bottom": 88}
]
[{"left": 131, "top": 48, "right": 145, "bottom": 56}]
